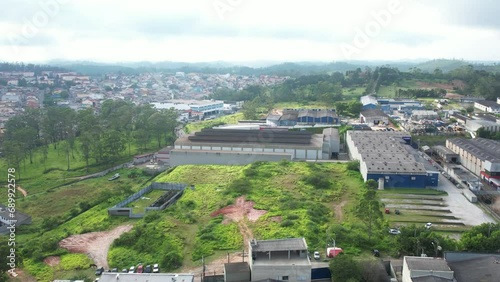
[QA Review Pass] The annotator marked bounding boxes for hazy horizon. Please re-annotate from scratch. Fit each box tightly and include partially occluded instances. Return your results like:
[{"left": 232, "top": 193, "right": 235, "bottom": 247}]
[{"left": 2, "top": 0, "right": 500, "bottom": 63}]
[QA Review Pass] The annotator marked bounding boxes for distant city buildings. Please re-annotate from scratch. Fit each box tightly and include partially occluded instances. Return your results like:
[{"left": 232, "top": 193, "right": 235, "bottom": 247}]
[{"left": 0, "top": 70, "right": 287, "bottom": 127}]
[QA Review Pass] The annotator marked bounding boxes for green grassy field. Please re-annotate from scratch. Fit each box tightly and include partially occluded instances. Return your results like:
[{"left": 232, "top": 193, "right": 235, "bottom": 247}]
[
  {"left": 126, "top": 189, "right": 167, "bottom": 213},
  {"left": 184, "top": 112, "right": 244, "bottom": 133}
]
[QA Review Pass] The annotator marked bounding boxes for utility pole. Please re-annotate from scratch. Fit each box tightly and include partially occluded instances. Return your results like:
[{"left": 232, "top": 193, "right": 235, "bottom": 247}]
[{"left": 201, "top": 256, "right": 205, "bottom": 282}]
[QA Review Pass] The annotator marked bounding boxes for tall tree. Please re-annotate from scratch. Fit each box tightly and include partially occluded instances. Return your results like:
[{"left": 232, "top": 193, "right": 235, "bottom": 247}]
[{"left": 355, "top": 188, "right": 383, "bottom": 241}]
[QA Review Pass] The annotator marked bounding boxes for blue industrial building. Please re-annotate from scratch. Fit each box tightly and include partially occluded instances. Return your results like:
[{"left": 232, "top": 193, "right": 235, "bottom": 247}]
[{"left": 346, "top": 131, "right": 439, "bottom": 188}]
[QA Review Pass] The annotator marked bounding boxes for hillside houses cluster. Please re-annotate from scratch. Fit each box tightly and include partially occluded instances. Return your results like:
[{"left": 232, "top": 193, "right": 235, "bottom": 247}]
[{"left": 0, "top": 70, "right": 287, "bottom": 127}]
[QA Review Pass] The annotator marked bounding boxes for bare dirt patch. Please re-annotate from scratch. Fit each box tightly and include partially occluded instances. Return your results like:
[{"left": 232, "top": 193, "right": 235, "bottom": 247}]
[
  {"left": 43, "top": 256, "right": 60, "bottom": 267},
  {"left": 16, "top": 185, "right": 28, "bottom": 197},
  {"left": 270, "top": 216, "right": 282, "bottom": 222},
  {"left": 211, "top": 196, "right": 267, "bottom": 223},
  {"left": 211, "top": 196, "right": 267, "bottom": 252},
  {"left": 59, "top": 224, "right": 133, "bottom": 269},
  {"left": 333, "top": 200, "right": 347, "bottom": 221}
]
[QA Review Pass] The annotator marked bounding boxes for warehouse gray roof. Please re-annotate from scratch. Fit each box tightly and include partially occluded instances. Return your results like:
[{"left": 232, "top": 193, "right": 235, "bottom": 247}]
[
  {"left": 250, "top": 238, "right": 308, "bottom": 252},
  {"left": 475, "top": 100, "right": 500, "bottom": 109},
  {"left": 447, "top": 138, "right": 500, "bottom": 163},
  {"left": 405, "top": 257, "right": 452, "bottom": 272},
  {"left": 360, "top": 95, "right": 378, "bottom": 106},
  {"left": 448, "top": 255, "right": 500, "bottom": 282},
  {"left": 360, "top": 109, "right": 388, "bottom": 117},
  {"left": 348, "top": 131, "right": 427, "bottom": 174},
  {"left": 432, "top": 145, "right": 458, "bottom": 157},
  {"left": 175, "top": 129, "right": 324, "bottom": 150}
]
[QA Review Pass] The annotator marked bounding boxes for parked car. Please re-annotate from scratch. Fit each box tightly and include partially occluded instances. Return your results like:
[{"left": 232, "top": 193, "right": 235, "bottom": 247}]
[
  {"left": 153, "top": 264, "right": 160, "bottom": 273},
  {"left": 111, "top": 268, "right": 118, "bottom": 272},
  {"left": 389, "top": 228, "right": 401, "bottom": 235},
  {"left": 122, "top": 269, "right": 128, "bottom": 273},
  {"left": 128, "top": 266, "right": 135, "bottom": 273},
  {"left": 313, "top": 251, "right": 320, "bottom": 260},
  {"left": 373, "top": 249, "right": 380, "bottom": 257},
  {"left": 95, "top": 267, "right": 104, "bottom": 276},
  {"left": 425, "top": 222, "right": 433, "bottom": 229},
  {"left": 384, "top": 208, "right": 390, "bottom": 214},
  {"left": 136, "top": 264, "right": 144, "bottom": 273},
  {"left": 144, "top": 265, "right": 152, "bottom": 273},
  {"left": 395, "top": 209, "right": 401, "bottom": 215}
]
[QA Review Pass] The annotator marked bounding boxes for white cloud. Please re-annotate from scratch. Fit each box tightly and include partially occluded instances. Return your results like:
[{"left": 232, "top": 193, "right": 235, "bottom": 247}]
[{"left": 0, "top": 0, "right": 499, "bottom": 62}]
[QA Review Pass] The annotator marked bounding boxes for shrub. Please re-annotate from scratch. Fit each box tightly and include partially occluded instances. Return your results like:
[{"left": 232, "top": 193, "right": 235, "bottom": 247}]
[
  {"left": 302, "top": 173, "right": 331, "bottom": 189},
  {"left": 280, "top": 220, "right": 294, "bottom": 227}
]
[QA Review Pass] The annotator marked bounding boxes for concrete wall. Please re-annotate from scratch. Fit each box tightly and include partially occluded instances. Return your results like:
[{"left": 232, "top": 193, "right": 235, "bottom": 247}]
[
  {"left": 170, "top": 150, "right": 292, "bottom": 166},
  {"left": 174, "top": 144, "right": 321, "bottom": 161},
  {"left": 251, "top": 265, "right": 311, "bottom": 282}
]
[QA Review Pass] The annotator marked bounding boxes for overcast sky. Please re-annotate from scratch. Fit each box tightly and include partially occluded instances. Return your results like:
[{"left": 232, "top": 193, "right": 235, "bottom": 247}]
[{"left": 1, "top": 0, "right": 500, "bottom": 64}]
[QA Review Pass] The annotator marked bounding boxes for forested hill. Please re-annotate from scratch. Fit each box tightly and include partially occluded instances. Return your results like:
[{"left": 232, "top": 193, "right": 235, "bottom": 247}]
[{"left": 40, "top": 59, "right": 500, "bottom": 77}]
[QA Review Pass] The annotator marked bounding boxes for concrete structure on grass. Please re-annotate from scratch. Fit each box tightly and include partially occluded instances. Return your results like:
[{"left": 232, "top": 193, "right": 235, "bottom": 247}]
[
  {"left": 0, "top": 204, "right": 31, "bottom": 234},
  {"left": 170, "top": 128, "right": 340, "bottom": 166},
  {"left": 108, "top": 182, "right": 188, "bottom": 218},
  {"left": 346, "top": 131, "right": 439, "bottom": 188},
  {"left": 249, "top": 238, "right": 311, "bottom": 282}
]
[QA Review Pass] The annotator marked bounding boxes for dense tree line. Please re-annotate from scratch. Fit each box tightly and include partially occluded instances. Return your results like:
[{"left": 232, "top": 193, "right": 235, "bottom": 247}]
[
  {"left": 396, "top": 88, "right": 447, "bottom": 98},
  {"left": 2, "top": 101, "right": 178, "bottom": 177},
  {"left": 0, "top": 62, "right": 66, "bottom": 74}
]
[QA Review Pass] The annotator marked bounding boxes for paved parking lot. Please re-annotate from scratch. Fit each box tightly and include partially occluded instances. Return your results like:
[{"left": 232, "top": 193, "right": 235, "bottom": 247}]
[{"left": 435, "top": 174, "right": 496, "bottom": 226}]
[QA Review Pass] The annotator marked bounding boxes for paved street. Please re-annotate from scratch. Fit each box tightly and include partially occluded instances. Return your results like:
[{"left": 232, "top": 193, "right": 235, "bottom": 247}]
[{"left": 435, "top": 174, "right": 496, "bottom": 226}]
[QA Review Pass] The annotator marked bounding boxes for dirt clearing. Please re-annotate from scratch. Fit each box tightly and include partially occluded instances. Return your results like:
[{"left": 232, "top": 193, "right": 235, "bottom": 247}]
[
  {"left": 43, "top": 256, "right": 61, "bottom": 267},
  {"left": 59, "top": 224, "right": 133, "bottom": 269}
]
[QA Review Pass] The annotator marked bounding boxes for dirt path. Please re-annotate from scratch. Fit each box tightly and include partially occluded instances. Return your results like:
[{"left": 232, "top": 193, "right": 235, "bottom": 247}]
[
  {"left": 59, "top": 224, "right": 133, "bottom": 269},
  {"left": 180, "top": 196, "right": 267, "bottom": 281},
  {"left": 334, "top": 200, "right": 347, "bottom": 221},
  {"left": 16, "top": 185, "right": 28, "bottom": 197}
]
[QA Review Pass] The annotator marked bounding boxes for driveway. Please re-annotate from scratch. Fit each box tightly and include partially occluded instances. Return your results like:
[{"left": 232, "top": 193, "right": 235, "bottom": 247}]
[{"left": 435, "top": 174, "right": 496, "bottom": 226}]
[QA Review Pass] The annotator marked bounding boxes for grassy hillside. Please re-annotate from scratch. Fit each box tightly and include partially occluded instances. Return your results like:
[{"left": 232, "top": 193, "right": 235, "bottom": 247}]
[{"left": 15, "top": 161, "right": 371, "bottom": 281}]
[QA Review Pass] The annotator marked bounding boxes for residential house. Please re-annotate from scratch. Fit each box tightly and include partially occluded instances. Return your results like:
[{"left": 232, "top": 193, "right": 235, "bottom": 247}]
[
  {"left": 402, "top": 256, "right": 454, "bottom": 282},
  {"left": 249, "top": 238, "right": 311, "bottom": 282}
]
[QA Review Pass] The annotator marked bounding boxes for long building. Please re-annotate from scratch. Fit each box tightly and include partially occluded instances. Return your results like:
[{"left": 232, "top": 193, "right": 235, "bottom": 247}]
[
  {"left": 170, "top": 128, "right": 340, "bottom": 166},
  {"left": 347, "top": 131, "right": 438, "bottom": 188},
  {"left": 446, "top": 138, "right": 500, "bottom": 181}
]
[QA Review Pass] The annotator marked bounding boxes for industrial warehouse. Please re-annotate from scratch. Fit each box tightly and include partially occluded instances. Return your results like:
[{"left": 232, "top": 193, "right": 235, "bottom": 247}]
[
  {"left": 346, "top": 131, "right": 439, "bottom": 188},
  {"left": 169, "top": 128, "right": 340, "bottom": 166},
  {"left": 446, "top": 138, "right": 500, "bottom": 185}
]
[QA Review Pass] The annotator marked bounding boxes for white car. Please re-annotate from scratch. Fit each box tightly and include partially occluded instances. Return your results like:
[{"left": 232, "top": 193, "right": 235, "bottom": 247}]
[
  {"left": 425, "top": 222, "right": 433, "bottom": 229},
  {"left": 389, "top": 228, "right": 401, "bottom": 235},
  {"left": 128, "top": 266, "right": 135, "bottom": 273},
  {"left": 152, "top": 264, "right": 159, "bottom": 273},
  {"left": 313, "top": 251, "right": 320, "bottom": 260}
]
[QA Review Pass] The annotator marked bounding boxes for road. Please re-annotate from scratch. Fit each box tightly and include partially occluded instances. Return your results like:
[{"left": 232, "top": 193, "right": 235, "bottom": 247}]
[{"left": 435, "top": 174, "right": 496, "bottom": 225}]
